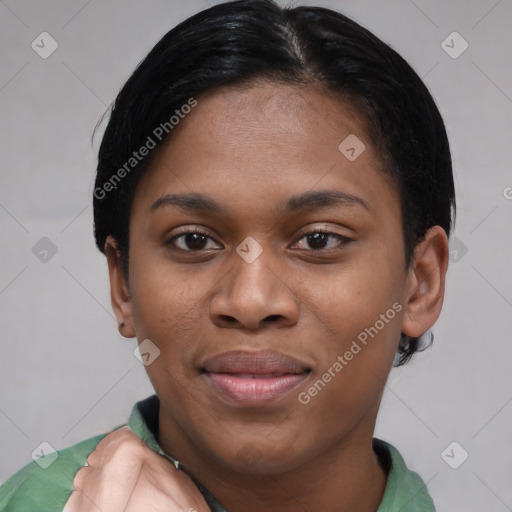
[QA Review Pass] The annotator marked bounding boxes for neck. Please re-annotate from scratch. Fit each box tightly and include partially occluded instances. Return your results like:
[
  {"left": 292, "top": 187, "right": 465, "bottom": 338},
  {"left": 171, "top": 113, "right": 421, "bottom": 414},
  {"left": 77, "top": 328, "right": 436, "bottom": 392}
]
[
  {"left": 158, "top": 412, "right": 387, "bottom": 512},
  {"left": 208, "top": 438, "right": 386, "bottom": 512}
]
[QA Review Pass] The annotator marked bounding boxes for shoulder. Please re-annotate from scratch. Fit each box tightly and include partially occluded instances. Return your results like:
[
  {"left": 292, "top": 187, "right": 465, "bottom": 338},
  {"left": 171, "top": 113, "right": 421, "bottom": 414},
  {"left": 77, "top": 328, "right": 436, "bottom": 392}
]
[
  {"left": 374, "top": 438, "right": 435, "bottom": 512},
  {"left": 0, "top": 434, "right": 105, "bottom": 512},
  {"left": 0, "top": 396, "right": 158, "bottom": 512}
]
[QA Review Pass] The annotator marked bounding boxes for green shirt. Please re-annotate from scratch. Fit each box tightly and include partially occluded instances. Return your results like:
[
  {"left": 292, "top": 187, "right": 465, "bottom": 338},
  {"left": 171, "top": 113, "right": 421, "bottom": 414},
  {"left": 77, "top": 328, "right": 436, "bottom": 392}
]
[{"left": 0, "top": 395, "right": 435, "bottom": 511}]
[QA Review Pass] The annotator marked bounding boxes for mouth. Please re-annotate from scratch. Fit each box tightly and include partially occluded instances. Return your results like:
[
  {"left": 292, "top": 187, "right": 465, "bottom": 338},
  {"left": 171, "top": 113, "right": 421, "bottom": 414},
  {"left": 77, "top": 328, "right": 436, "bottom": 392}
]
[{"left": 201, "top": 350, "right": 311, "bottom": 406}]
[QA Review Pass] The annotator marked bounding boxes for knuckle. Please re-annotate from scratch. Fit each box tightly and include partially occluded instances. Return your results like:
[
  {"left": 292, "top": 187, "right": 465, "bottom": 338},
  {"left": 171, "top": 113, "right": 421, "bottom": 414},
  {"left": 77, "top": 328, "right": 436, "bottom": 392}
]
[
  {"left": 92, "top": 426, "right": 146, "bottom": 464},
  {"left": 110, "top": 436, "right": 145, "bottom": 462},
  {"left": 72, "top": 465, "right": 92, "bottom": 490},
  {"left": 108, "top": 426, "right": 139, "bottom": 446}
]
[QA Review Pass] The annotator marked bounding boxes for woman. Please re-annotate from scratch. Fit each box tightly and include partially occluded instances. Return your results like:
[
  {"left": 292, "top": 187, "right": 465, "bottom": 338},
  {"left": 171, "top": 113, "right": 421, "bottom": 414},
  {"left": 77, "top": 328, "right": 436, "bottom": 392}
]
[{"left": 0, "top": 1, "right": 453, "bottom": 510}]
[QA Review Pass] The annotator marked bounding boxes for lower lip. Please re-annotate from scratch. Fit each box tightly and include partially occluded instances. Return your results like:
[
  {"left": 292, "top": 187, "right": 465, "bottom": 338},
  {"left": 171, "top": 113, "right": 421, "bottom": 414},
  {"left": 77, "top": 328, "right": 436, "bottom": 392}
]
[{"left": 205, "top": 372, "right": 308, "bottom": 406}]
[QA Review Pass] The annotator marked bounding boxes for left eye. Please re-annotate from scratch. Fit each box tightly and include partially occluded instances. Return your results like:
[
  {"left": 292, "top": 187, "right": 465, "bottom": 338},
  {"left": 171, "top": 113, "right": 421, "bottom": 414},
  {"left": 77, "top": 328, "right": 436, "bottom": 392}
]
[{"left": 293, "top": 231, "right": 352, "bottom": 251}]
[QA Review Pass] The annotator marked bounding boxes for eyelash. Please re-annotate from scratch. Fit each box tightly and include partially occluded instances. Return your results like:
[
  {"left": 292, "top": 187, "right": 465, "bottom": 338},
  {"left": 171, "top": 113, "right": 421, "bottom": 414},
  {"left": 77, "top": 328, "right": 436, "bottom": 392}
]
[
  {"left": 293, "top": 229, "right": 353, "bottom": 251},
  {"left": 165, "top": 227, "right": 353, "bottom": 253}
]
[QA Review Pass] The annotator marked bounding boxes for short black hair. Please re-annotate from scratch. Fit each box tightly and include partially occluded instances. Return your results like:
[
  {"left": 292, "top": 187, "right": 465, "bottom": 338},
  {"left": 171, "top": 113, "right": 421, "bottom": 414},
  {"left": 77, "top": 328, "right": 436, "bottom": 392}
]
[{"left": 93, "top": 0, "right": 455, "bottom": 365}]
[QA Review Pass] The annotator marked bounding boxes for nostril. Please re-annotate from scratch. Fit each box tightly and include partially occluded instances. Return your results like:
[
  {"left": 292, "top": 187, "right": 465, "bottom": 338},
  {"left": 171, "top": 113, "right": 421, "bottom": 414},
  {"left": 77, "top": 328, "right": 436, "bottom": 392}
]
[{"left": 220, "top": 315, "right": 238, "bottom": 324}]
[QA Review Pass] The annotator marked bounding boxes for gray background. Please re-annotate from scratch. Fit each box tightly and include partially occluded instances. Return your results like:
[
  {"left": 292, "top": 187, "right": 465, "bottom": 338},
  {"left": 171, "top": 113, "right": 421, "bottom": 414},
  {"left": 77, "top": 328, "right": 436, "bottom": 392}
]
[{"left": 1, "top": 0, "right": 511, "bottom": 509}]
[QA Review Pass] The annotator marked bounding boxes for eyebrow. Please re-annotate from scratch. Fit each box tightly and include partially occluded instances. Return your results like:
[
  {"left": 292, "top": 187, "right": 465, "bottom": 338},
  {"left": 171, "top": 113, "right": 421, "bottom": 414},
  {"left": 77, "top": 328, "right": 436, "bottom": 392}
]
[{"left": 150, "top": 190, "right": 371, "bottom": 215}]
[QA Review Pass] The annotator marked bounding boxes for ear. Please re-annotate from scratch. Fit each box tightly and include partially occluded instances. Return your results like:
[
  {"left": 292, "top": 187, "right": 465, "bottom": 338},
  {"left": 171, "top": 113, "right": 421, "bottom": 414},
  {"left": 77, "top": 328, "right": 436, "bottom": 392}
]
[
  {"left": 401, "top": 226, "right": 449, "bottom": 338},
  {"left": 105, "top": 235, "right": 136, "bottom": 338}
]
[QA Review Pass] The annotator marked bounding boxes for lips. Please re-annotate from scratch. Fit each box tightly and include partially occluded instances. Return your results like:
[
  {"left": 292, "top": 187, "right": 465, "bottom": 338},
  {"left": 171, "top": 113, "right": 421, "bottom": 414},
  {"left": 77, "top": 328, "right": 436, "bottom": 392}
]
[{"left": 202, "top": 350, "right": 310, "bottom": 406}]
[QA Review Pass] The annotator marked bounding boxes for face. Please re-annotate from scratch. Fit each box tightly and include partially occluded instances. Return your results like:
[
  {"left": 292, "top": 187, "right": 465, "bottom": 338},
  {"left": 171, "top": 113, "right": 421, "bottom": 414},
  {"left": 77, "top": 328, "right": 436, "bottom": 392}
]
[{"left": 110, "top": 82, "right": 434, "bottom": 475}]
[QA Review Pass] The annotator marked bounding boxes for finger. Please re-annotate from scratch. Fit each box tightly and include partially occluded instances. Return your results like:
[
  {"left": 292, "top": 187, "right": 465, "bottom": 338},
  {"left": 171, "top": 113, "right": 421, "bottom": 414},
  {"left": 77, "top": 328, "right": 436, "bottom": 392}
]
[
  {"left": 64, "top": 487, "right": 104, "bottom": 512},
  {"left": 126, "top": 474, "right": 211, "bottom": 512},
  {"left": 71, "top": 465, "right": 94, "bottom": 492},
  {"left": 86, "top": 425, "right": 136, "bottom": 467},
  {"left": 63, "top": 490, "right": 81, "bottom": 512},
  {"left": 69, "top": 445, "right": 145, "bottom": 512},
  {"left": 146, "top": 460, "right": 212, "bottom": 512}
]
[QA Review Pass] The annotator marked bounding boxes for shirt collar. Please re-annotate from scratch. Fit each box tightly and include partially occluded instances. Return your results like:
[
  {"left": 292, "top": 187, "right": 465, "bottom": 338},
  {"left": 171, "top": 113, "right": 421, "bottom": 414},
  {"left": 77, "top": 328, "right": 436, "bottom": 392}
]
[
  {"left": 128, "top": 395, "right": 434, "bottom": 511},
  {"left": 375, "top": 439, "right": 435, "bottom": 511}
]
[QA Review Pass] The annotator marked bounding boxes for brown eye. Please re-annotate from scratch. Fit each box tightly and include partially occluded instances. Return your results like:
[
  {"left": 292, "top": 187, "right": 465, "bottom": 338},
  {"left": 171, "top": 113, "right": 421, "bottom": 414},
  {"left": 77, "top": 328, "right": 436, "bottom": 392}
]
[
  {"left": 293, "top": 230, "right": 353, "bottom": 251},
  {"left": 167, "top": 231, "right": 221, "bottom": 252},
  {"left": 181, "top": 233, "right": 208, "bottom": 250},
  {"left": 306, "top": 232, "right": 330, "bottom": 249}
]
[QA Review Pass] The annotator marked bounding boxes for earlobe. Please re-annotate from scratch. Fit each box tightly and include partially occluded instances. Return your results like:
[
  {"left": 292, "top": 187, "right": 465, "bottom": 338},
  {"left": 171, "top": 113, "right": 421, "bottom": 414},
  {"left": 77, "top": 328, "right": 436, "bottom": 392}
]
[
  {"left": 401, "top": 226, "right": 449, "bottom": 339},
  {"left": 104, "top": 236, "right": 136, "bottom": 338}
]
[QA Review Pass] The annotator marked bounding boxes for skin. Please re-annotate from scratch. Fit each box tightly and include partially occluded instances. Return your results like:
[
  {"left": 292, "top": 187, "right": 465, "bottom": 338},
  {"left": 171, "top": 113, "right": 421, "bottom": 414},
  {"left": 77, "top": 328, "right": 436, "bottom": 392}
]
[
  {"left": 66, "top": 427, "right": 211, "bottom": 511},
  {"left": 70, "top": 81, "right": 448, "bottom": 512}
]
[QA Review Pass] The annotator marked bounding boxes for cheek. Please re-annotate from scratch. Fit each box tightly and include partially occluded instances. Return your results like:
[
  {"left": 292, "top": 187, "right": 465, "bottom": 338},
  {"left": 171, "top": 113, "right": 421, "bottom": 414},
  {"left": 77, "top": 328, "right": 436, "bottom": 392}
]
[
  {"left": 292, "top": 253, "right": 404, "bottom": 410},
  {"left": 294, "top": 277, "right": 402, "bottom": 442},
  {"left": 129, "top": 256, "right": 206, "bottom": 364},
  {"left": 301, "top": 253, "right": 404, "bottom": 343},
  {"left": 131, "top": 280, "right": 206, "bottom": 405}
]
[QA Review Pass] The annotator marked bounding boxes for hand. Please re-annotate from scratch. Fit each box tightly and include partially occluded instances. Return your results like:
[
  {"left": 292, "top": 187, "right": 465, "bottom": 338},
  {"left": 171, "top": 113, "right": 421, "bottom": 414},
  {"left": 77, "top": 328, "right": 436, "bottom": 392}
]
[{"left": 65, "top": 426, "right": 211, "bottom": 512}]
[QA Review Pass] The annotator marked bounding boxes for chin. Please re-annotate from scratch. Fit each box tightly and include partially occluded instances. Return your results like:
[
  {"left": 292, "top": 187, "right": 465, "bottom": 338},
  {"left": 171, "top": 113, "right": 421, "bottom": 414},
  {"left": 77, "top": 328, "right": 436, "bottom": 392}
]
[{"left": 209, "top": 440, "right": 309, "bottom": 476}]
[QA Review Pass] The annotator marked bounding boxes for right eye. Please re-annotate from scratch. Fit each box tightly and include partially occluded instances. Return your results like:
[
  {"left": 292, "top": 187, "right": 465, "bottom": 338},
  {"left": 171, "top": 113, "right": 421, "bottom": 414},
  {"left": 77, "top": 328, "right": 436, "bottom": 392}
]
[{"left": 165, "top": 229, "right": 222, "bottom": 252}]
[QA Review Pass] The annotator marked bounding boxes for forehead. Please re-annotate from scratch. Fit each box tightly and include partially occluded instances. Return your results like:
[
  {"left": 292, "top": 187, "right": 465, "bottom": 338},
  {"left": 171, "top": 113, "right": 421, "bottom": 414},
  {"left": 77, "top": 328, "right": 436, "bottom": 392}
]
[
  {"left": 133, "top": 81, "right": 398, "bottom": 223},
  {"left": 196, "top": 81, "right": 371, "bottom": 158}
]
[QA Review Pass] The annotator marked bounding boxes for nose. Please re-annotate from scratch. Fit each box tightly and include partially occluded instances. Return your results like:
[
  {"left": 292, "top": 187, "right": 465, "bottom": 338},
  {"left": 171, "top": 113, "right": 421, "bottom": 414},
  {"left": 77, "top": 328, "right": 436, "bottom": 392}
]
[{"left": 209, "top": 250, "right": 300, "bottom": 331}]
